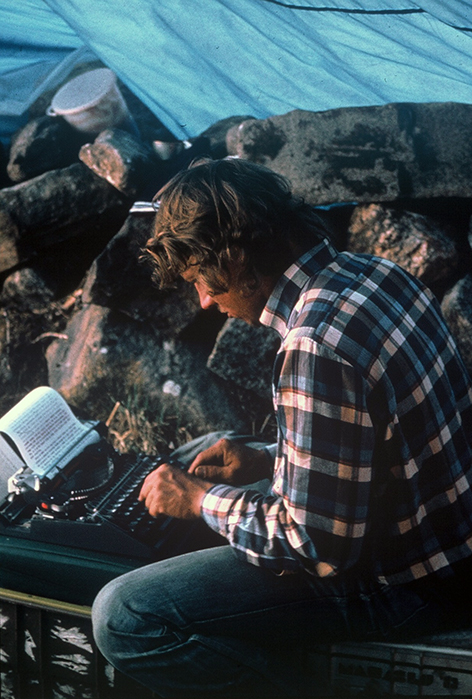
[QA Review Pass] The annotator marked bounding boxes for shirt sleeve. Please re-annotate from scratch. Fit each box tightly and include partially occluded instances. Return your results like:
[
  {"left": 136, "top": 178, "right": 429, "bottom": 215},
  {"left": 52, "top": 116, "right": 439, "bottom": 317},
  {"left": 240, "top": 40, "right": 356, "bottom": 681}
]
[{"left": 201, "top": 336, "right": 376, "bottom": 575}]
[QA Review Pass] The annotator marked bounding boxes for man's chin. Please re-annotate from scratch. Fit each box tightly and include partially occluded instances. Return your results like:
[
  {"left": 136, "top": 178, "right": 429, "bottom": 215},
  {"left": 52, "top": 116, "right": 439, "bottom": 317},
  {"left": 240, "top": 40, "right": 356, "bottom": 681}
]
[{"left": 227, "top": 313, "right": 261, "bottom": 327}]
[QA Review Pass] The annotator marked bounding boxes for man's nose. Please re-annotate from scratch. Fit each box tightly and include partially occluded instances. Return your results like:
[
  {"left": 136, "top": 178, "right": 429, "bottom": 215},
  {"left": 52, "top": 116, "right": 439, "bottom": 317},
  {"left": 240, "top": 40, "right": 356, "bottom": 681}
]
[{"left": 196, "top": 286, "right": 215, "bottom": 310}]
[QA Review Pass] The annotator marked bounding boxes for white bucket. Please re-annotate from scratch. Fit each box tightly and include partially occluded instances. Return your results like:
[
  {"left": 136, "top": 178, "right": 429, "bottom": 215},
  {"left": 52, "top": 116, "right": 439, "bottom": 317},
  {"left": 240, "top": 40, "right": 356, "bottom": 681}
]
[{"left": 46, "top": 68, "right": 132, "bottom": 134}]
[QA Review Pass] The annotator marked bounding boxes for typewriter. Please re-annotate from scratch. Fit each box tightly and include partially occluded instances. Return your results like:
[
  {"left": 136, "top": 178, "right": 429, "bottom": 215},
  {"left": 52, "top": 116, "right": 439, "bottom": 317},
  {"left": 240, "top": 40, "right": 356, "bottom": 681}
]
[{"left": 0, "top": 435, "right": 224, "bottom": 561}]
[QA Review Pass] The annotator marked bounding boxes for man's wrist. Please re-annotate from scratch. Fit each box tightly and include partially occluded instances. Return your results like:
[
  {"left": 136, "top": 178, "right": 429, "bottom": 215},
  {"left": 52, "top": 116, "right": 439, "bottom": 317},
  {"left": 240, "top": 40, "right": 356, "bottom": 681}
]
[{"left": 194, "top": 480, "right": 217, "bottom": 518}]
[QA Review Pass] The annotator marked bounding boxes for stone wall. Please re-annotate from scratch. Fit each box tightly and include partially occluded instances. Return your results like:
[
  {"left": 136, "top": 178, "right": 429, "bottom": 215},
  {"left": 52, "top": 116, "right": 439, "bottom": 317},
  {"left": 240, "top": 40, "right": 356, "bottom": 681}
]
[{"left": 1, "top": 80, "right": 472, "bottom": 453}]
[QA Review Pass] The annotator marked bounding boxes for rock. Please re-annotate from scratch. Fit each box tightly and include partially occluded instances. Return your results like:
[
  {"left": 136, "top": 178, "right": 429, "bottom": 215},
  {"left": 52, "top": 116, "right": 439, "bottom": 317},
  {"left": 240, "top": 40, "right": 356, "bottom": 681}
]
[
  {"left": 81, "top": 134, "right": 214, "bottom": 203},
  {"left": 46, "top": 304, "right": 270, "bottom": 438},
  {"left": 7, "top": 116, "right": 88, "bottom": 183},
  {"left": 441, "top": 274, "right": 472, "bottom": 379},
  {"left": 0, "top": 211, "right": 20, "bottom": 273},
  {"left": 1, "top": 267, "right": 56, "bottom": 308},
  {"left": 207, "top": 318, "right": 279, "bottom": 398},
  {"left": 46, "top": 304, "right": 111, "bottom": 403},
  {"left": 228, "top": 103, "right": 472, "bottom": 206},
  {"left": 225, "top": 120, "right": 248, "bottom": 157},
  {"left": 0, "top": 268, "right": 69, "bottom": 416},
  {"left": 0, "top": 312, "right": 15, "bottom": 405},
  {"left": 347, "top": 204, "right": 460, "bottom": 288},
  {"left": 0, "top": 139, "right": 12, "bottom": 189},
  {"left": 0, "top": 162, "right": 130, "bottom": 273},
  {"left": 198, "top": 115, "right": 255, "bottom": 159},
  {"left": 79, "top": 128, "right": 162, "bottom": 197},
  {"left": 82, "top": 214, "right": 201, "bottom": 330}
]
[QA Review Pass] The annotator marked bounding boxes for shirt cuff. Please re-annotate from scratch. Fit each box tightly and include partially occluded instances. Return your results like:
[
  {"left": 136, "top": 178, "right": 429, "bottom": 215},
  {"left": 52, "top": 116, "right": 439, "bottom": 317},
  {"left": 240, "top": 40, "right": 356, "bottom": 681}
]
[{"left": 201, "top": 483, "right": 245, "bottom": 538}]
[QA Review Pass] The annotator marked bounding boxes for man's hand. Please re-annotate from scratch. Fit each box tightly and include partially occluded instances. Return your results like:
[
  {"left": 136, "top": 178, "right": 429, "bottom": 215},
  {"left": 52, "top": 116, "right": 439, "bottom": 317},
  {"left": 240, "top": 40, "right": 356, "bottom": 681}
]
[
  {"left": 138, "top": 464, "right": 213, "bottom": 519},
  {"left": 188, "top": 438, "right": 273, "bottom": 485}
]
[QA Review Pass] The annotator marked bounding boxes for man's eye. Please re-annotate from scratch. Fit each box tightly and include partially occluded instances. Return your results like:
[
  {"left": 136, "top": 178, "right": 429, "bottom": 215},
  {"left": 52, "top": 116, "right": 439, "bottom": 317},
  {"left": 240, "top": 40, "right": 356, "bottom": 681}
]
[{"left": 194, "top": 281, "right": 216, "bottom": 297}]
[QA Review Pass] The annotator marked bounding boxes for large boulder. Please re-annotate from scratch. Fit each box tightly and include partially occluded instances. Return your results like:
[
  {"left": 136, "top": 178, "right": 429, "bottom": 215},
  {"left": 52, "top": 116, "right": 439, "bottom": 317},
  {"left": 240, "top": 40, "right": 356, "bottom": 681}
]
[
  {"left": 45, "top": 304, "right": 274, "bottom": 446},
  {"left": 441, "top": 273, "right": 472, "bottom": 380},
  {"left": 198, "top": 115, "right": 255, "bottom": 159},
  {"left": 227, "top": 103, "right": 472, "bottom": 206},
  {"left": 82, "top": 214, "right": 201, "bottom": 329},
  {"left": 347, "top": 204, "right": 460, "bottom": 290},
  {"left": 7, "top": 116, "right": 88, "bottom": 183},
  {"left": 207, "top": 319, "right": 279, "bottom": 399},
  {"left": 2, "top": 267, "right": 56, "bottom": 308},
  {"left": 79, "top": 128, "right": 162, "bottom": 197},
  {"left": 0, "top": 267, "right": 68, "bottom": 416},
  {"left": 0, "top": 162, "right": 130, "bottom": 273}
]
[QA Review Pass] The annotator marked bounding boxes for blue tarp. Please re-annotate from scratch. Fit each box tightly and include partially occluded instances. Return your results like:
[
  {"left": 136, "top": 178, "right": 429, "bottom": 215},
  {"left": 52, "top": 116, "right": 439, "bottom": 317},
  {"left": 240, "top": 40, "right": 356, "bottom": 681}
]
[{"left": 0, "top": 0, "right": 471, "bottom": 143}]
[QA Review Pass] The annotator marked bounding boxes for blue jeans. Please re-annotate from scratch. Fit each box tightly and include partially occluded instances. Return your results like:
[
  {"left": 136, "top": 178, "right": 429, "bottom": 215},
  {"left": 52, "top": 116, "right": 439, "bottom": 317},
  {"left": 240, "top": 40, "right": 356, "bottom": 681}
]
[{"left": 92, "top": 433, "right": 469, "bottom": 698}]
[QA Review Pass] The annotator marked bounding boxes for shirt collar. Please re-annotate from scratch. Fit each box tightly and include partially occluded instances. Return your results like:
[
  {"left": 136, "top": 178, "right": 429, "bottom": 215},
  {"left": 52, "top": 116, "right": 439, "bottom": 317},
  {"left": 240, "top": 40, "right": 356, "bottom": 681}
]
[{"left": 260, "top": 237, "right": 338, "bottom": 338}]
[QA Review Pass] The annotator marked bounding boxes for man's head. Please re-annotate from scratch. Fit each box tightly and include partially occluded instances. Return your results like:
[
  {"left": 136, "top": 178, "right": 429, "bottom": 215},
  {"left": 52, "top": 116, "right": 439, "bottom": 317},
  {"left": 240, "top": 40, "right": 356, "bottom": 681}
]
[{"left": 145, "top": 158, "right": 327, "bottom": 324}]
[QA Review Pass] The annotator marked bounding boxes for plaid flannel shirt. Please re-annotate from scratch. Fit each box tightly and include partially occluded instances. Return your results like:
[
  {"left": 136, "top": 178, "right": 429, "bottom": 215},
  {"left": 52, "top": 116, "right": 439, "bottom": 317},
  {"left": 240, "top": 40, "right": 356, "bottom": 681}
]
[{"left": 201, "top": 239, "right": 472, "bottom": 583}]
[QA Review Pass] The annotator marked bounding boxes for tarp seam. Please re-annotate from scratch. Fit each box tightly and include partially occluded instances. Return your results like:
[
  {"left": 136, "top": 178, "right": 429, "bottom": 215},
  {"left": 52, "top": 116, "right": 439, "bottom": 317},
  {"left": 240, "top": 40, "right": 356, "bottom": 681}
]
[{"left": 258, "top": 2, "right": 425, "bottom": 14}]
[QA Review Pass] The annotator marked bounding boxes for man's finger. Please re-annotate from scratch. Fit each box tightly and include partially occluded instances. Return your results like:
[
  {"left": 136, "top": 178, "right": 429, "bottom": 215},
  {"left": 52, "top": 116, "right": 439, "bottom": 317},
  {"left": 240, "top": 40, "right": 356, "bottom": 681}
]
[
  {"left": 188, "top": 441, "right": 225, "bottom": 473},
  {"left": 138, "top": 466, "right": 162, "bottom": 500},
  {"left": 138, "top": 480, "right": 150, "bottom": 501}
]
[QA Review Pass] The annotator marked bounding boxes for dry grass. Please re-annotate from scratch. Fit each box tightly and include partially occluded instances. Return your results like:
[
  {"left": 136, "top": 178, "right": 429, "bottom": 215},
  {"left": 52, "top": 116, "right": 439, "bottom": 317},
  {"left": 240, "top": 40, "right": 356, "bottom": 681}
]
[{"left": 104, "top": 398, "right": 194, "bottom": 457}]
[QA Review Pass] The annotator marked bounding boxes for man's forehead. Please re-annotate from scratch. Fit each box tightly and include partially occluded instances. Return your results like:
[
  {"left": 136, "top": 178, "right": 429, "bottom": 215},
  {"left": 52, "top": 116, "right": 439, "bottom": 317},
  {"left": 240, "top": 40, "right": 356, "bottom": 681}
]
[{"left": 181, "top": 266, "right": 199, "bottom": 283}]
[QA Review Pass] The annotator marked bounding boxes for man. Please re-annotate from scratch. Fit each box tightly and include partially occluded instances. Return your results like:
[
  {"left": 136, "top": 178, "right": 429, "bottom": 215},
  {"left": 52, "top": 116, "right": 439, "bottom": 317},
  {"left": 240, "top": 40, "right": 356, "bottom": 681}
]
[{"left": 92, "top": 158, "right": 472, "bottom": 698}]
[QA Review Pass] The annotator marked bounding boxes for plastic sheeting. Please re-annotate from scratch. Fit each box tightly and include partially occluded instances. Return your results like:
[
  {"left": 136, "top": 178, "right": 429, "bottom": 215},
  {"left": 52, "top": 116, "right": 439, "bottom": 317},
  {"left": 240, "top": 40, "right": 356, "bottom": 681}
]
[{"left": 0, "top": 0, "right": 471, "bottom": 142}]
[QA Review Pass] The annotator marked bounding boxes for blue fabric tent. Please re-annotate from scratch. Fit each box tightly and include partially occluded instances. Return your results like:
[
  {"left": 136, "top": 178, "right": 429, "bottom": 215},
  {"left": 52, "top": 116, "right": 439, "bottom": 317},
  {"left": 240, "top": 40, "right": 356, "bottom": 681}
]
[{"left": 0, "top": 0, "right": 471, "bottom": 144}]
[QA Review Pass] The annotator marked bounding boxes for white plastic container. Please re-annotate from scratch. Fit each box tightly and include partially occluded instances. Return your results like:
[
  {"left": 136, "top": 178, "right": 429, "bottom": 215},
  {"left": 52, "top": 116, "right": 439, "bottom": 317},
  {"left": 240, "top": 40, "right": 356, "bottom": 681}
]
[{"left": 46, "top": 68, "right": 132, "bottom": 134}]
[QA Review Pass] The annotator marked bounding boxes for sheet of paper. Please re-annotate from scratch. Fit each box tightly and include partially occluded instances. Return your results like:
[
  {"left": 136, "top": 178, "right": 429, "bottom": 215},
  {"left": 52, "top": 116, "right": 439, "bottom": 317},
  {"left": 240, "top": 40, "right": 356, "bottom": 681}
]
[
  {"left": 0, "top": 386, "right": 99, "bottom": 478},
  {"left": 0, "top": 434, "right": 25, "bottom": 501}
]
